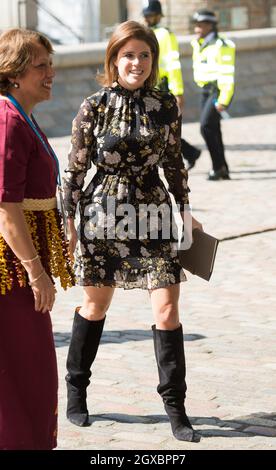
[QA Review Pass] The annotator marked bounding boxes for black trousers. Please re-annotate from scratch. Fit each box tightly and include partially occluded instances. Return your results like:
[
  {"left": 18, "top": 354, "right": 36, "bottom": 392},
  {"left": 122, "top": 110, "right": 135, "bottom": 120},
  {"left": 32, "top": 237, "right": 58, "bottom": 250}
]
[
  {"left": 181, "top": 137, "right": 199, "bottom": 160},
  {"left": 200, "top": 89, "right": 228, "bottom": 171}
]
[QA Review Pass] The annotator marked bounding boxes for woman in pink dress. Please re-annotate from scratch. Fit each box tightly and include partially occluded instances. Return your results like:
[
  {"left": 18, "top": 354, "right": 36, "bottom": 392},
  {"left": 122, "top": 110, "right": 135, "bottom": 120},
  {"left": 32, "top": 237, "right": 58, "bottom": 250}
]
[{"left": 0, "top": 28, "right": 74, "bottom": 450}]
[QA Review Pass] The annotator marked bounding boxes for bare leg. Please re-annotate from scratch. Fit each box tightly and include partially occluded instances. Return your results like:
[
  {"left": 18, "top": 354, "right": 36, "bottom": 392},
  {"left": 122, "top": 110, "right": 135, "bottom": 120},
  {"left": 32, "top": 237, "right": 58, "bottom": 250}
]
[
  {"left": 149, "top": 284, "right": 180, "bottom": 330},
  {"left": 79, "top": 286, "right": 115, "bottom": 320}
]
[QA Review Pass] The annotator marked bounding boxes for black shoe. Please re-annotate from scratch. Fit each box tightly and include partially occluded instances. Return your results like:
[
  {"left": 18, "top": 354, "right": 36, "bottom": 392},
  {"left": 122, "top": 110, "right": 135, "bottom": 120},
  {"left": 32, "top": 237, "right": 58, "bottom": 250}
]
[
  {"left": 207, "top": 166, "right": 230, "bottom": 181},
  {"left": 185, "top": 149, "right": 201, "bottom": 171}
]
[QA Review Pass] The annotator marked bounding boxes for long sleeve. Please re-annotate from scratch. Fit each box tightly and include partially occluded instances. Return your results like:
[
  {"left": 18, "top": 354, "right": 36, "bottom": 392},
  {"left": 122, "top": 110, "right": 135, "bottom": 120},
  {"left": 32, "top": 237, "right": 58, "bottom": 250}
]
[
  {"left": 161, "top": 96, "right": 190, "bottom": 210},
  {"left": 217, "top": 39, "right": 235, "bottom": 107},
  {"left": 154, "top": 27, "right": 184, "bottom": 96},
  {"left": 63, "top": 99, "right": 96, "bottom": 217},
  {"left": 166, "top": 32, "right": 184, "bottom": 97}
]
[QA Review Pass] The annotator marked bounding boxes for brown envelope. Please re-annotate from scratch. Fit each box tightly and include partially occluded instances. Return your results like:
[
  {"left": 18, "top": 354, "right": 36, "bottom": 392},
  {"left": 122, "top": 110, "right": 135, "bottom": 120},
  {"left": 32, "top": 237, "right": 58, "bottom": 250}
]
[{"left": 178, "top": 229, "right": 219, "bottom": 281}]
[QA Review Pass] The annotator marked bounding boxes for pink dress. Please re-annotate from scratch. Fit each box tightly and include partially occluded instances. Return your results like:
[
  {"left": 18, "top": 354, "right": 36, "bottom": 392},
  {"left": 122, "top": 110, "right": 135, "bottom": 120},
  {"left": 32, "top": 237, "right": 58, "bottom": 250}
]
[{"left": 0, "top": 100, "right": 73, "bottom": 449}]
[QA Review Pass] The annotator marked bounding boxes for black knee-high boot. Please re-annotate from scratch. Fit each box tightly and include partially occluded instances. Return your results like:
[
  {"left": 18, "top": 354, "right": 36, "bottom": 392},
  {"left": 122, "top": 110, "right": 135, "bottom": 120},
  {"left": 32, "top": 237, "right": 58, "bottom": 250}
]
[
  {"left": 65, "top": 309, "right": 105, "bottom": 426},
  {"left": 152, "top": 324, "right": 200, "bottom": 442}
]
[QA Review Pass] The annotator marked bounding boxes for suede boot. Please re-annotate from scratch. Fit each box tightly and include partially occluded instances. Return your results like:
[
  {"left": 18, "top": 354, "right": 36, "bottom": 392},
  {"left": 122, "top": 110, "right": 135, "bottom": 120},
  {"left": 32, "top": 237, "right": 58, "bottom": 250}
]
[
  {"left": 152, "top": 324, "right": 200, "bottom": 442},
  {"left": 65, "top": 308, "right": 105, "bottom": 426}
]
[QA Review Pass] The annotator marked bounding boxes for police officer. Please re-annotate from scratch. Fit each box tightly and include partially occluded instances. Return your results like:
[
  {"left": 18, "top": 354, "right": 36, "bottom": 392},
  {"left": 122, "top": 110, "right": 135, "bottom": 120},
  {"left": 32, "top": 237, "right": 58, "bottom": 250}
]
[
  {"left": 191, "top": 10, "right": 235, "bottom": 180},
  {"left": 142, "top": 0, "right": 201, "bottom": 166}
]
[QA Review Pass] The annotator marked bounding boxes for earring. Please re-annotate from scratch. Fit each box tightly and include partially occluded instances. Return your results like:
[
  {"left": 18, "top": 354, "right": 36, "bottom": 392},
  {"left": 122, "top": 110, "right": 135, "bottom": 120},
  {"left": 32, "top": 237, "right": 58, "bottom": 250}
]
[{"left": 12, "top": 82, "right": 19, "bottom": 89}]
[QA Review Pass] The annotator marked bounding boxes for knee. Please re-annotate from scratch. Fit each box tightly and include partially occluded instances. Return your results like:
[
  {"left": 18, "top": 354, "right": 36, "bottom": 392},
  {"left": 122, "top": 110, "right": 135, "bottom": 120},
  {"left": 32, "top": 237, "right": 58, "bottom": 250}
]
[
  {"left": 80, "top": 301, "right": 110, "bottom": 321},
  {"left": 155, "top": 303, "right": 179, "bottom": 330}
]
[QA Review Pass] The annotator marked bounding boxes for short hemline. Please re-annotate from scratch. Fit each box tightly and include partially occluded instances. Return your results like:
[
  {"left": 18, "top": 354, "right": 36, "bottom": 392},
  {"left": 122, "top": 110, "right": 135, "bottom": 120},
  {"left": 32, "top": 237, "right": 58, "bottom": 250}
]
[{"left": 74, "top": 276, "right": 187, "bottom": 290}]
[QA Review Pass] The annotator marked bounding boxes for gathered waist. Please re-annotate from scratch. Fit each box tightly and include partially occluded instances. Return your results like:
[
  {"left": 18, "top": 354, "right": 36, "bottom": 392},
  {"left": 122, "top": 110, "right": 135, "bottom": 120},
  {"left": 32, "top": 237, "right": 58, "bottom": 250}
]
[
  {"left": 96, "top": 169, "right": 161, "bottom": 187},
  {"left": 22, "top": 197, "right": 57, "bottom": 211}
]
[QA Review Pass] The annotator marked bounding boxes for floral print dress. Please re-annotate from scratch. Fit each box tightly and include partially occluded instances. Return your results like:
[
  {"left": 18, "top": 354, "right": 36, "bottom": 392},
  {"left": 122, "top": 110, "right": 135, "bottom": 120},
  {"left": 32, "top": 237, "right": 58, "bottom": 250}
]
[{"left": 63, "top": 82, "right": 190, "bottom": 289}]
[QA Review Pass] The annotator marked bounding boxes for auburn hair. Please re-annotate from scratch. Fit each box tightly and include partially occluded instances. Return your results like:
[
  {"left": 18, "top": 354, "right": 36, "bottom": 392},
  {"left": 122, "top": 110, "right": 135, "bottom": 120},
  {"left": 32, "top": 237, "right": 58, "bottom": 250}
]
[
  {"left": 0, "top": 28, "right": 53, "bottom": 94},
  {"left": 98, "top": 20, "right": 159, "bottom": 89}
]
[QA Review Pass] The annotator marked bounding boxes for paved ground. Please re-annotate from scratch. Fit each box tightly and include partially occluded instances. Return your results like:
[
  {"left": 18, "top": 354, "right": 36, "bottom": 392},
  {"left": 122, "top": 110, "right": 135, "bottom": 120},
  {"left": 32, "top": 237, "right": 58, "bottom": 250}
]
[{"left": 49, "top": 112, "right": 276, "bottom": 450}]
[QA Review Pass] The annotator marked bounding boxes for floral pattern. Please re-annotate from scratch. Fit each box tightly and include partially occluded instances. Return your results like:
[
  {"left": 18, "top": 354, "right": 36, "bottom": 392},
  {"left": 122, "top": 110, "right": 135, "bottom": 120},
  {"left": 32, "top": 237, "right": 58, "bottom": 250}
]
[{"left": 64, "top": 82, "right": 190, "bottom": 289}]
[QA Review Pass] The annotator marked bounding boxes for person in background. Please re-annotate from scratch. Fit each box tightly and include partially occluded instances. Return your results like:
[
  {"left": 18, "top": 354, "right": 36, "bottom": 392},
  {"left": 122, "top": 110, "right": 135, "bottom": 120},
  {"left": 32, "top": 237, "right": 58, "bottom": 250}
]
[
  {"left": 191, "top": 9, "right": 235, "bottom": 180},
  {"left": 64, "top": 20, "right": 202, "bottom": 443},
  {"left": 0, "top": 28, "right": 74, "bottom": 450},
  {"left": 142, "top": 0, "right": 201, "bottom": 169}
]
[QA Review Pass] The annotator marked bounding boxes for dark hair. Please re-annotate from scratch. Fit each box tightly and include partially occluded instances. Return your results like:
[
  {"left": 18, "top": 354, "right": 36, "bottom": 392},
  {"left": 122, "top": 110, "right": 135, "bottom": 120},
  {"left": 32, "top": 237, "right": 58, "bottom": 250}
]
[
  {"left": 98, "top": 20, "right": 159, "bottom": 89},
  {"left": 0, "top": 28, "right": 54, "bottom": 94}
]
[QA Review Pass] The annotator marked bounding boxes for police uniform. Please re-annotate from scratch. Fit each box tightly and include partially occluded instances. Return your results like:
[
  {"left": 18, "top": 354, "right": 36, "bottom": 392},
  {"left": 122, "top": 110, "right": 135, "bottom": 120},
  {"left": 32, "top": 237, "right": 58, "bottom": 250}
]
[
  {"left": 143, "top": 1, "right": 201, "bottom": 164},
  {"left": 153, "top": 25, "right": 184, "bottom": 96},
  {"left": 191, "top": 11, "right": 235, "bottom": 178}
]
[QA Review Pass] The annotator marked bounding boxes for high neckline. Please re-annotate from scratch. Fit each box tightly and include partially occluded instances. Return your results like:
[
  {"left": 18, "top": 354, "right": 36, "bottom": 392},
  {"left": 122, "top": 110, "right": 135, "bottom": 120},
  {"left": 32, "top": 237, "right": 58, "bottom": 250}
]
[{"left": 111, "top": 81, "right": 147, "bottom": 99}]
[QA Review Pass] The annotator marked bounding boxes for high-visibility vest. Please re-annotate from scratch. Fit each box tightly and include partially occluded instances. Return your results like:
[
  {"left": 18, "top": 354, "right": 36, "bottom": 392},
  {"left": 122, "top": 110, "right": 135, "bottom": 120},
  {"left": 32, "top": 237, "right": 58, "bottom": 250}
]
[
  {"left": 152, "top": 25, "right": 184, "bottom": 96},
  {"left": 191, "top": 35, "right": 235, "bottom": 106}
]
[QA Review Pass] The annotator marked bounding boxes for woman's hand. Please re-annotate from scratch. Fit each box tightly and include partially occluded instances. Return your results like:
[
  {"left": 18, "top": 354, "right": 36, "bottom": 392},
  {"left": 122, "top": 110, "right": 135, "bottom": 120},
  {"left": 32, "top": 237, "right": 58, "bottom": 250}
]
[
  {"left": 29, "top": 271, "right": 56, "bottom": 313},
  {"left": 67, "top": 218, "right": 77, "bottom": 260},
  {"left": 0, "top": 202, "right": 56, "bottom": 313},
  {"left": 192, "top": 216, "right": 203, "bottom": 232},
  {"left": 22, "top": 256, "right": 56, "bottom": 313},
  {"left": 180, "top": 212, "right": 203, "bottom": 233}
]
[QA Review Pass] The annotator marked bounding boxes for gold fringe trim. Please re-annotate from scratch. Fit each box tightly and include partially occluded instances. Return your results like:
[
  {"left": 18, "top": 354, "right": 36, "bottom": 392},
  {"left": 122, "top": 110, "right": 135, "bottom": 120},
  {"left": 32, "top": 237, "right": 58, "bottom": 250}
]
[
  {"left": 0, "top": 208, "right": 75, "bottom": 295},
  {"left": 22, "top": 197, "right": 57, "bottom": 211}
]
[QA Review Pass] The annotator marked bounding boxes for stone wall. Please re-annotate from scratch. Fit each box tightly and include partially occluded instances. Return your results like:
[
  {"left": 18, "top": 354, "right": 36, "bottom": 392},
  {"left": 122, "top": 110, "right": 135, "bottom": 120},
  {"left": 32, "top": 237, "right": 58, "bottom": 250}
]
[
  {"left": 35, "top": 28, "right": 276, "bottom": 137},
  {"left": 206, "top": 0, "right": 276, "bottom": 30}
]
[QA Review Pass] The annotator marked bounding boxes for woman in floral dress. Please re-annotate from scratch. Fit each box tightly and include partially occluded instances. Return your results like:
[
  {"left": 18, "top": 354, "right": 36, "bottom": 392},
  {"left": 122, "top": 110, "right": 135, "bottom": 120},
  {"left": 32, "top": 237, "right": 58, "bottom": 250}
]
[{"left": 64, "top": 20, "right": 202, "bottom": 442}]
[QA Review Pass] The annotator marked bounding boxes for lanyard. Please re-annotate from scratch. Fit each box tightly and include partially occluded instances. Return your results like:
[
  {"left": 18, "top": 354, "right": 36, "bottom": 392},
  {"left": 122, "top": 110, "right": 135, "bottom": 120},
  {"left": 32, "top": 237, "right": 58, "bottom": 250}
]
[
  {"left": 7, "top": 94, "right": 61, "bottom": 186},
  {"left": 7, "top": 94, "right": 68, "bottom": 237}
]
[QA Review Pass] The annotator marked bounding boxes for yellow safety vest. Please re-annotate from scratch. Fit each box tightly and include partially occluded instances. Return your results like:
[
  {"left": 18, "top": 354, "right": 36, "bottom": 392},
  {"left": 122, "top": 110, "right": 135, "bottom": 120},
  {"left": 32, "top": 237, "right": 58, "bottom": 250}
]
[
  {"left": 152, "top": 26, "right": 184, "bottom": 96},
  {"left": 191, "top": 35, "right": 235, "bottom": 106}
]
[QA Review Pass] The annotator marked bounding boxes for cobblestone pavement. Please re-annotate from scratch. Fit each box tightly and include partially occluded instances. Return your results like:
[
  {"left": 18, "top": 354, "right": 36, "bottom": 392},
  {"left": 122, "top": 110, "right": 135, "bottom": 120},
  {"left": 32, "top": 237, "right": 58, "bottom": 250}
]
[{"left": 49, "top": 113, "right": 276, "bottom": 450}]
